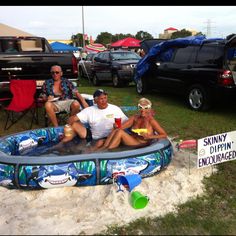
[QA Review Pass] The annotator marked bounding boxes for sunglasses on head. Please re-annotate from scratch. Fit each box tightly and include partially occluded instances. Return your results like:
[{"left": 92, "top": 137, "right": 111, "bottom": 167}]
[
  {"left": 138, "top": 104, "right": 151, "bottom": 110},
  {"left": 51, "top": 71, "right": 60, "bottom": 75}
]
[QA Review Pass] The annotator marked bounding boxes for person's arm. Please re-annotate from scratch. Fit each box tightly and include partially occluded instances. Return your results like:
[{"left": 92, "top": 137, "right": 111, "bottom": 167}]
[
  {"left": 141, "top": 118, "right": 167, "bottom": 140},
  {"left": 120, "top": 116, "right": 135, "bottom": 130},
  {"left": 67, "top": 114, "right": 80, "bottom": 125},
  {"left": 75, "top": 91, "right": 89, "bottom": 109}
]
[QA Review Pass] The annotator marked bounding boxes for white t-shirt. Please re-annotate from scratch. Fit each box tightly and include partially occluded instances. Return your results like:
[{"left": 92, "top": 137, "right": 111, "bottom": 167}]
[{"left": 77, "top": 104, "right": 128, "bottom": 140}]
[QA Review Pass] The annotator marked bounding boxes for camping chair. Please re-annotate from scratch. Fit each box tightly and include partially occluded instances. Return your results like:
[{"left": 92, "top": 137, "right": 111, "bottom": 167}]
[
  {"left": 44, "top": 94, "right": 94, "bottom": 127},
  {"left": 3, "top": 79, "right": 38, "bottom": 130},
  {"left": 0, "top": 92, "right": 12, "bottom": 109},
  {"left": 44, "top": 110, "right": 69, "bottom": 127}
]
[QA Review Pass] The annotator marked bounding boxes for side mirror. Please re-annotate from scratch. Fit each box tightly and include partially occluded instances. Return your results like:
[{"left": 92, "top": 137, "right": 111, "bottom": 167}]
[{"left": 94, "top": 57, "right": 100, "bottom": 62}]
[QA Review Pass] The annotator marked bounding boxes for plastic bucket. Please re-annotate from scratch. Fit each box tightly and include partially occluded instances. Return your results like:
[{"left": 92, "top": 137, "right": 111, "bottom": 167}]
[
  {"left": 117, "top": 174, "right": 142, "bottom": 192},
  {"left": 130, "top": 191, "right": 149, "bottom": 209}
]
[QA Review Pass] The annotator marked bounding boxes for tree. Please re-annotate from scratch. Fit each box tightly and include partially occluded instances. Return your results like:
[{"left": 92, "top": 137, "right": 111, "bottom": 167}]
[
  {"left": 95, "top": 32, "right": 113, "bottom": 46},
  {"left": 171, "top": 29, "right": 192, "bottom": 39},
  {"left": 111, "top": 33, "right": 135, "bottom": 42},
  {"left": 195, "top": 31, "right": 206, "bottom": 37},
  {"left": 71, "top": 33, "right": 89, "bottom": 47},
  {"left": 135, "top": 31, "right": 153, "bottom": 40}
]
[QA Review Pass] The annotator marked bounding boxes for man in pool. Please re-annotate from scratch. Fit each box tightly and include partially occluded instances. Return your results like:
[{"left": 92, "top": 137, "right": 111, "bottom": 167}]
[{"left": 61, "top": 89, "right": 128, "bottom": 144}]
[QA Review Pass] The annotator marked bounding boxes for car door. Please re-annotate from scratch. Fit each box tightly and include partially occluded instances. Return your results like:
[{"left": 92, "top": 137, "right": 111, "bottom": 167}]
[
  {"left": 93, "top": 52, "right": 111, "bottom": 80},
  {"left": 84, "top": 53, "right": 95, "bottom": 76},
  {"left": 150, "top": 46, "right": 198, "bottom": 93},
  {"left": 101, "top": 52, "right": 112, "bottom": 81}
]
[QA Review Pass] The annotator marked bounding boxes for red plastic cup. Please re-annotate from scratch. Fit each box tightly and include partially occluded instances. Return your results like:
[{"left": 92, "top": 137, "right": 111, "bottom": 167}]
[{"left": 115, "top": 117, "right": 121, "bottom": 128}]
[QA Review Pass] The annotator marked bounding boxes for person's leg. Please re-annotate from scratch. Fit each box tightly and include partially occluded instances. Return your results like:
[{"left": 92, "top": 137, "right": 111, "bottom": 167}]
[
  {"left": 72, "top": 121, "right": 87, "bottom": 139},
  {"left": 91, "top": 129, "right": 118, "bottom": 151},
  {"left": 106, "top": 129, "right": 142, "bottom": 150},
  {"left": 61, "top": 121, "right": 87, "bottom": 143},
  {"left": 101, "top": 129, "right": 118, "bottom": 148},
  {"left": 44, "top": 101, "right": 59, "bottom": 127},
  {"left": 95, "top": 139, "right": 106, "bottom": 148},
  {"left": 70, "top": 100, "right": 81, "bottom": 116}
]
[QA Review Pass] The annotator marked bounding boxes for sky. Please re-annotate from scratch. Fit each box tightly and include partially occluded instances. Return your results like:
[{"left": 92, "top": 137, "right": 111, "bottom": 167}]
[{"left": 0, "top": 6, "right": 235, "bottom": 40}]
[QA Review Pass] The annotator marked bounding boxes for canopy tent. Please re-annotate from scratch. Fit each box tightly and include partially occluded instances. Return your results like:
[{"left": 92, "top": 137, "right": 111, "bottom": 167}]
[
  {"left": 111, "top": 37, "right": 141, "bottom": 48},
  {"left": 85, "top": 43, "right": 106, "bottom": 53},
  {"left": 0, "top": 23, "right": 35, "bottom": 37},
  {"left": 50, "top": 41, "right": 81, "bottom": 52}
]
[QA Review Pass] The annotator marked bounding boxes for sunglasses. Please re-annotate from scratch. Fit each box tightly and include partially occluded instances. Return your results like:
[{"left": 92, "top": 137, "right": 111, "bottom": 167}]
[
  {"left": 138, "top": 104, "right": 151, "bottom": 110},
  {"left": 51, "top": 71, "right": 61, "bottom": 75}
]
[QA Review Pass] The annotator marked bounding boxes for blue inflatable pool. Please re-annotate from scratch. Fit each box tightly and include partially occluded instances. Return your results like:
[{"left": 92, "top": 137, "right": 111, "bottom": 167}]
[{"left": 0, "top": 126, "right": 173, "bottom": 190}]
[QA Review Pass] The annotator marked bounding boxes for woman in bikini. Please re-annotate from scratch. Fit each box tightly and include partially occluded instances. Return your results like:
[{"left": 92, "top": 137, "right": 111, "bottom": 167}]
[{"left": 95, "top": 97, "right": 167, "bottom": 151}]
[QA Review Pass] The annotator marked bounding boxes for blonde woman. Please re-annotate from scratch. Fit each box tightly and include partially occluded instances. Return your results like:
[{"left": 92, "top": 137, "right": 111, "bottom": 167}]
[{"left": 95, "top": 98, "right": 167, "bottom": 150}]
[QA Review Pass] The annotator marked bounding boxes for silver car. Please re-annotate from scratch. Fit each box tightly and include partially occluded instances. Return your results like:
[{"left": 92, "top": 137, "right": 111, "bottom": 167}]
[{"left": 78, "top": 53, "right": 97, "bottom": 79}]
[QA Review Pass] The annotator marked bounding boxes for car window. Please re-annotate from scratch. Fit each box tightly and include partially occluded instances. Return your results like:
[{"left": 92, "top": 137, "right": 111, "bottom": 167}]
[
  {"left": 2, "top": 39, "right": 19, "bottom": 53},
  {"left": 103, "top": 53, "right": 110, "bottom": 61},
  {"left": 87, "top": 54, "right": 93, "bottom": 60},
  {"left": 96, "top": 53, "right": 103, "bottom": 59},
  {"left": 111, "top": 51, "right": 141, "bottom": 60},
  {"left": 197, "top": 46, "right": 216, "bottom": 64},
  {"left": 172, "top": 46, "right": 197, "bottom": 64}
]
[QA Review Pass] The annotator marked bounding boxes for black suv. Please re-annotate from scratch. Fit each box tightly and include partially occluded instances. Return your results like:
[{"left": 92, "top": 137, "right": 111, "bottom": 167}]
[
  {"left": 135, "top": 34, "right": 236, "bottom": 111},
  {"left": 91, "top": 50, "right": 141, "bottom": 87}
]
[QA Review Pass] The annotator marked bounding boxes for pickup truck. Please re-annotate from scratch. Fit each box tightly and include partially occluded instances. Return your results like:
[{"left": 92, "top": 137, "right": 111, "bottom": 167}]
[{"left": 0, "top": 36, "right": 79, "bottom": 92}]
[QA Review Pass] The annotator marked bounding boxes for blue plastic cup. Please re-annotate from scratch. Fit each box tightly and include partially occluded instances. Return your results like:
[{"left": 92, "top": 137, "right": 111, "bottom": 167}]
[{"left": 117, "top": 174, "right": 142, "bottom": 192}]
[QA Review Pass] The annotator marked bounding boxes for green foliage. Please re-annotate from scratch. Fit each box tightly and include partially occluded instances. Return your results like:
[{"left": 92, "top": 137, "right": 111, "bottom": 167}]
[
  {"left": 171, "top": 29, "right": 192, "bottom": 39},
  {"left": 71, "top": 30, "right": 154, "bottom": 47},
  {"left": 195, "top": 31, "right": 206, "bottom": 37},
  {"left": 135, "top": 30, "right": 154, "bottom": 40},
  {"left": 111, "top": 33, "right": 135, "bottom": 43},
  {"left": 95, "top": 32, "right": 113, "bottom": 46},
  {"left": 71, "top": 33, "right": 89, "bottom": 47}
]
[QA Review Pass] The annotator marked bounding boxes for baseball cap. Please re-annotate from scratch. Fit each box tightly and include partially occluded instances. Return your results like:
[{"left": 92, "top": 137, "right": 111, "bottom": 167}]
[{"left": 93, "top": 89, "right": 108, "bottom": 99}]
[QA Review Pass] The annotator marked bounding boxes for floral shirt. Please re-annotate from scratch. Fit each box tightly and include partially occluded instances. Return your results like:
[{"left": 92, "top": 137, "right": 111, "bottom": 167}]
[{"left": 41, "top": 77, "right": 77, "bottom": 100}]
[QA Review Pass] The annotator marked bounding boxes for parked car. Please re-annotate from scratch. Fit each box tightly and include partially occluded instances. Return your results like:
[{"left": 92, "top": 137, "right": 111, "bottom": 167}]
[
  {"left": 135, "top": 34, "right": 236, "bottom": 111},
  {"left": 0, "top": 36, "right": 79, "bottom": 93},
  {"left": 78, "top": 52, "right": 97, "bottom": 79},
  {"left": 91, "top": 50, "right": 141, "bottom": 87}
]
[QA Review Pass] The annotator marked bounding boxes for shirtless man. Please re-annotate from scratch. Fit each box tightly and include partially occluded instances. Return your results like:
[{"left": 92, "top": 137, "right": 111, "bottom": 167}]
[{"left": 41, "top": 65, "right": 88, "bottom": 126}]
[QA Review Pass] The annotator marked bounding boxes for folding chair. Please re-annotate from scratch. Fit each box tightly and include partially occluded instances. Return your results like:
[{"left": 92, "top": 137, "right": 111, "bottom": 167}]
[
  {"left": 44, "top": 94, "right": 94, "bottom": 127},
  {"left": 3, "top": 79, "right": 38, "bottom": 130},
  {"left": 0, "top": 91, "right": 12, "bottom": 108},
  {"left": 45, "top": 110, "right": 69, "bottom": 127}
]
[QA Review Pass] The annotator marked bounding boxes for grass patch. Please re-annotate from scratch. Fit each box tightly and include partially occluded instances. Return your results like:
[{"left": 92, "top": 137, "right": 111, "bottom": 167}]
[{"left": 1, "top": 77, "right": 236, "bottom": 234}]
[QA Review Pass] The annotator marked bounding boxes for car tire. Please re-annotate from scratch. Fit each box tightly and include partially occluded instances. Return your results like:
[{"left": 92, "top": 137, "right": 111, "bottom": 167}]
[
  {"left": 187, "top": 84, "right": 211, "bottom": 111},
  {"left": 136, "top": 77, "right": 148, "bottom": 95},
  {"left": 92, "top": 73, "right": 100, "bottom": 86},
  {"left": 112, "top": 73, "right": 121, "bottom": 87}
]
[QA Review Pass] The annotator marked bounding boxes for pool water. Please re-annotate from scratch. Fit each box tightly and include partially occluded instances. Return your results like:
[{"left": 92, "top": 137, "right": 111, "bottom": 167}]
[{"left": 21, "top": 138, "right": 132, "bottom": 156}]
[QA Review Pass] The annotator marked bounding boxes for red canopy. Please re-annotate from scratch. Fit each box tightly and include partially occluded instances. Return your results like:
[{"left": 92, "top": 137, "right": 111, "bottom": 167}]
[
  {"left": 111, "top": 37, "right": 141, "bottom": 48},
  {"left": 85, "top": 43, "right": 106, "bottom": 53}
]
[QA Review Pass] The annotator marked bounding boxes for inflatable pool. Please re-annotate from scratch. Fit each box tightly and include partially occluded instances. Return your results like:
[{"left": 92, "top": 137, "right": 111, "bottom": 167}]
[{"left": 0, "top": 126, "right": 173, "bottom": 190}]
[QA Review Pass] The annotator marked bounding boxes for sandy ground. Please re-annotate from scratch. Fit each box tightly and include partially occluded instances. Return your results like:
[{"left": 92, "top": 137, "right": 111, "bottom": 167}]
[{"left": 0, "top": 142, "right": 215, "bottom": 235}]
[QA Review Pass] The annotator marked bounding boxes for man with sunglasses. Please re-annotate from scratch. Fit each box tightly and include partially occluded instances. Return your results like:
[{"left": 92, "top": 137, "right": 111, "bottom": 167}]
[
  {"left": 41, "top": 65, "right": 89, "bottom": 127},
  {"left": 95, "top": 97, "right": 167, "bottom": 150}
]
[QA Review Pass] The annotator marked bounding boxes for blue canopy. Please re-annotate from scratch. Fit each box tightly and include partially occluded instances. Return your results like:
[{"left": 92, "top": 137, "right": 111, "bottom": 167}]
[
  {"left": 134, "top": 35, "right": 223, "bottom": 83},
  {"left": 50, "top": 41, "right": 81, "bottom": 52}
]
